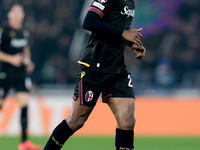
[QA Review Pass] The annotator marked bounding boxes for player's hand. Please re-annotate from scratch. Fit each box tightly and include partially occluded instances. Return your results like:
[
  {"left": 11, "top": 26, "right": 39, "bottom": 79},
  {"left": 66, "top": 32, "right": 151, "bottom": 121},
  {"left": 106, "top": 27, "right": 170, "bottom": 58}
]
[
  {"left": 25, "top": 61, "right": 35, "bottom": 74},
  {"left": 10, "top": 53, "right": 23, "bottom": 67},
  {"left": 132, "top": 43, "right": 146, "bottom": 59},
  {"left": 122, "top": 28, "right": 143, "bottom": 46}
]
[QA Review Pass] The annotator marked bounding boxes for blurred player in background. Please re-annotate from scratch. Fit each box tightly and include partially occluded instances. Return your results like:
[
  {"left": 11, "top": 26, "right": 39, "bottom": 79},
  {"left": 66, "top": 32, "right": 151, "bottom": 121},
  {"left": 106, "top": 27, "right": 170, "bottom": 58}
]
[
  {"left": 44, "top": 0, "right": 145, "bottom": 150},
  {"left": 0, "top": 3, "right": 41, "bottom": 150}
]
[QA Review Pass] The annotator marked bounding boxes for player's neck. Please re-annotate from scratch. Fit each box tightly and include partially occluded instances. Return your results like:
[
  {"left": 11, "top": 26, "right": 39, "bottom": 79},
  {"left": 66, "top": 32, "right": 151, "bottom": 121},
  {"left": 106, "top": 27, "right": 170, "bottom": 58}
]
[{"left": 8, "top": 21, "right": 22, "bottom": 30}]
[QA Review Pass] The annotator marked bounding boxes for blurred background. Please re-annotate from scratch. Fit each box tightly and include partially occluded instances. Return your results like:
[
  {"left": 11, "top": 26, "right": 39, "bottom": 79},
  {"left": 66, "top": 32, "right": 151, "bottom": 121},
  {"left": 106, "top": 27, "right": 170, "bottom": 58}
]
[
  {"left": 0, "top": 0, "right": 199, "bottom": 94},
  {"left": 0, "top": 0, "right": 200, "bottom": 149},
  {"left": 0, "top": 0, "right": 200, "bottom": 94}
]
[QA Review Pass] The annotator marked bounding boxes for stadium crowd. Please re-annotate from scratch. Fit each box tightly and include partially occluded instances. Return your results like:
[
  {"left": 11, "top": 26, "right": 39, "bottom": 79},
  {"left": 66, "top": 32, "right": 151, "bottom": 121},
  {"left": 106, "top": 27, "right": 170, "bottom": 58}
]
[
  {"left": 170, "top": 0, "right": 200, "bottom": 88},
  {"left": 0, "top": 0, "right": 199, "bottom": 93},
  {"left": 126, "top": 0, "right": 200, "bottom": 93},
  {"left": 0, "top": 0, "right": 84, "bottom": 85}
]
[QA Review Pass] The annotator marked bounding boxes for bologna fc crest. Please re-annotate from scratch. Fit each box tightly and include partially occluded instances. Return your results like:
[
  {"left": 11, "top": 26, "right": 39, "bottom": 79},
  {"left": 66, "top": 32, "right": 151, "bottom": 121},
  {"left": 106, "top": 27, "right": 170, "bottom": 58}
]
[{"left": 85, "top": 91, "right": 94, "bottom": 102}]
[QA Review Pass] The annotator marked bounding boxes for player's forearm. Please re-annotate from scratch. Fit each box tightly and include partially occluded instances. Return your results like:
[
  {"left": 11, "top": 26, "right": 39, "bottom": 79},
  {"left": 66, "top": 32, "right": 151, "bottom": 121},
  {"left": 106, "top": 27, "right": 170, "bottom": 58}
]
[
  {"left": 23, "top": 46, "right": 31, "bottom": 58},
  {"left": 23, "top": 46, "right": 32, "bottom": 65},
  {"left": 83, "top": 11, "right": 124, "bottom": 36},
  {"left": 0, "top": 51, "right": 13, "bottom": 63}
]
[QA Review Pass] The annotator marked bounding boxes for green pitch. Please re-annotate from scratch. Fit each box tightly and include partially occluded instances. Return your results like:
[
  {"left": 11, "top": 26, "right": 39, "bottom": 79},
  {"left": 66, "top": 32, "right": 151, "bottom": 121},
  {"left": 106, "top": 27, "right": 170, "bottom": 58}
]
[{"left": 0, "top": 136, "right": 200, "bottom": 150}]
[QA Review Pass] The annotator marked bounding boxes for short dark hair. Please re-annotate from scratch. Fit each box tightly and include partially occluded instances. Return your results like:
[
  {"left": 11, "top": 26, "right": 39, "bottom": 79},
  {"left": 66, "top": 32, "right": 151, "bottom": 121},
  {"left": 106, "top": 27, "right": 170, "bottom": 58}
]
[{"left": 9, "top": 2, "right": 24, "bottom": 12}]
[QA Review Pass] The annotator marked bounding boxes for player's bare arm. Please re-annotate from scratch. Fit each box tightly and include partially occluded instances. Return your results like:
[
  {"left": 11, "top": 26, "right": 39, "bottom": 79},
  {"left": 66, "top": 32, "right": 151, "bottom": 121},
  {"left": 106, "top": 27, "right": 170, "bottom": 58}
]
[
  {"left": 122, "top": 28, "right": 143, "bottom": 46},
  {"left": 23, "top": 46, "right": 35, "bottom": 74},
  {"left": 0, "top": 51, "right": 23, "bottom": 67}
]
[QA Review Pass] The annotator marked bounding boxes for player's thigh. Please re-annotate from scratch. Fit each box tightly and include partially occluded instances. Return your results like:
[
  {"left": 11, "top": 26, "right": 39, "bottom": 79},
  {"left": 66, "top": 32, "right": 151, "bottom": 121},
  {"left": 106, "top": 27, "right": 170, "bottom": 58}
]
[
  {"left": 107, "top": 97, "right": 135, "bottom": 130},
  {"left": 14, "top": 76, "right": 30, "bottom": 107},
  {"left": 0, "top": 73, "right": 11, "bottom": 107},
  {"left": 67, "top": 99, "right": 94, "bottom": 131},
  {"left": 102, "top": 73, "right": 136, "bottom": 129},
  {"left": 16, "top": 92, "right": 30, "bottom": 107}
]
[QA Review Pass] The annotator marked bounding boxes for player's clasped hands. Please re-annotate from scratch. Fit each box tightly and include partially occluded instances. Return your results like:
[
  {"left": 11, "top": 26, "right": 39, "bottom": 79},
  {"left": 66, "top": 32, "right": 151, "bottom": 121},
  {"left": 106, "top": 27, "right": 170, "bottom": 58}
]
[
  {"left": 25, "top": 61, "right": 35, "bottom": 74},
  {"left": 10, "top": 53, "right": 23, "bottom": 67},
  {"left": 122, "top": 28, "right": 146, "bottom": 59},
  {"left": 132, "top": 44, "right": 146, "bottom": 59}
]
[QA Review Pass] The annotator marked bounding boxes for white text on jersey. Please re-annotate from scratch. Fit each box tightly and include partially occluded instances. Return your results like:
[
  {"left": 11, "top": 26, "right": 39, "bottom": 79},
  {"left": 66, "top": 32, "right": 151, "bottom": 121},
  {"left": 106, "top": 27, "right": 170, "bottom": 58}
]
[
  {"left": 10, "top": 38, "right": 28, "bottom": 48},
  {"left": 121, "top": 6, "right": 135, "bottom": 18}
]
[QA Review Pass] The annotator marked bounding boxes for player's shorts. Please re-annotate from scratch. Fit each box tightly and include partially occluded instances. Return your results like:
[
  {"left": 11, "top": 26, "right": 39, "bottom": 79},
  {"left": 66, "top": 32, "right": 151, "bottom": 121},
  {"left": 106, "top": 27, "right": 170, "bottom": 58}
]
[
  {"left": 73, "top": 64, "right": 135, "bottom": 107},
  {"left": 0, "top": 71, "right": 31, "bottom": 99}
]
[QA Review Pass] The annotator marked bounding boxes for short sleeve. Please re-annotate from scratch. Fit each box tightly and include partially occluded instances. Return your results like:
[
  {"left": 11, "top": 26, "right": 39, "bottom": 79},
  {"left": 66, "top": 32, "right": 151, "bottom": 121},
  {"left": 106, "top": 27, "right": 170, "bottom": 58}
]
[{"left": 89, "top": 0, "right": 116, "bottom": 18}]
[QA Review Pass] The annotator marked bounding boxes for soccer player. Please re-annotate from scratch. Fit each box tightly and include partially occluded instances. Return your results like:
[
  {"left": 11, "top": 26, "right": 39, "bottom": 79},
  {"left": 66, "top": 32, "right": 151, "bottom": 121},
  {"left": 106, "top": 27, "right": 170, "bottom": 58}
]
[
  {"left": 0, "top": 3, "right": 41, "bottom": 150},
  {"left": 44, "top": 0, "right": 145, "bottom": 150}
]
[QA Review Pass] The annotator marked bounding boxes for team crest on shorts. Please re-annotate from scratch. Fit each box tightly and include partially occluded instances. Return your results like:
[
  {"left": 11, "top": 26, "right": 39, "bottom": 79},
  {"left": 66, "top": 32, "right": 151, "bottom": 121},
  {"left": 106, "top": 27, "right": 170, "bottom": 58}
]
[{"left": 85, "top": 91, "right": 94, "bottom": 102}]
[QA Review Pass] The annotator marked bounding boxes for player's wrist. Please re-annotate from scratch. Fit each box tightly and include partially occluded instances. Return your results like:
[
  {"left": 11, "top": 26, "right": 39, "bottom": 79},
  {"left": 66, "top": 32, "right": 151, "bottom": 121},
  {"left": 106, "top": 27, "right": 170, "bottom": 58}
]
[
  {"left": 23, "top": 57, "right": 31, "bottom": 65},
  {"left": 8, "top": 55, "right": 15, "bottom": 64},
  {"left": 122, "top": 30, "right": 127, "bottom": 38}
]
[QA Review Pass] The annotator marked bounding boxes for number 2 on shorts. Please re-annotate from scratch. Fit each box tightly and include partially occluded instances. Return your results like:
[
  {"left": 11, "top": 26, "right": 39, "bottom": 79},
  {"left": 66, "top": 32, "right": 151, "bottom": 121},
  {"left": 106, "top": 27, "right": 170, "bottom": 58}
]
[{"left": 128, "top": 74, "right": 133, "bottom": 88}]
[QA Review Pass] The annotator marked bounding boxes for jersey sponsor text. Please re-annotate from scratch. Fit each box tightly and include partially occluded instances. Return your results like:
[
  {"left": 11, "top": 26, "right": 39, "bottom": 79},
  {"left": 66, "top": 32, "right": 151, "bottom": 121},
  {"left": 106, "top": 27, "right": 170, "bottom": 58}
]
[
  {"left": 121, "top": 6, "right": 135, "bottom": 18},
  {"left": 10, "top": 38, "right": 28, "bottom": 48}
]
